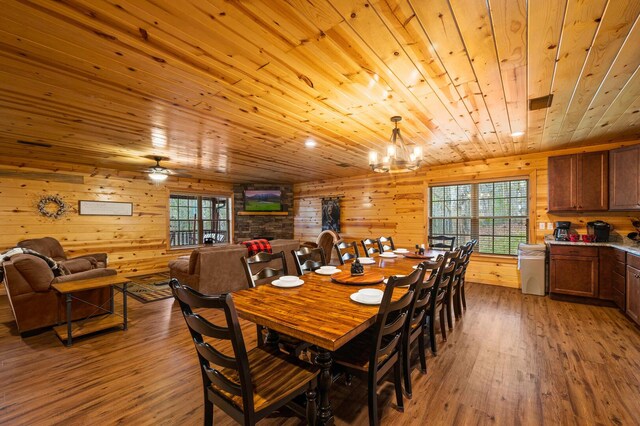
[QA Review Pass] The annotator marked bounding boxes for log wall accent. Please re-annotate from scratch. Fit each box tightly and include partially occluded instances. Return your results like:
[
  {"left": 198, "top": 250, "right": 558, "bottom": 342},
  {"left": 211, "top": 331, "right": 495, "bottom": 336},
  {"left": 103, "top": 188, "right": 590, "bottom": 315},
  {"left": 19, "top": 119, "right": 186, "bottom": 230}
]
[
  {"left": 0, "top": 162, "right": 232, "bottom": 280},
  {"left": 294, "top": 140, "right": 640, "bottom": 288}
]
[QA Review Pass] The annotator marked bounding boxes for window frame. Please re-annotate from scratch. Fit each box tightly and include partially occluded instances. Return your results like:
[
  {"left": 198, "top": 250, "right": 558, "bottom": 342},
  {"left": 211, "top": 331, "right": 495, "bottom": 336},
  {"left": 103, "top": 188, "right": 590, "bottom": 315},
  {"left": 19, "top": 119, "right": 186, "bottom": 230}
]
[
  {"left": 167, "top": 191, "right": 233, "bottom": 249},
  {"left": 426, "top": 172, "right": 535, "bottom": 258}
]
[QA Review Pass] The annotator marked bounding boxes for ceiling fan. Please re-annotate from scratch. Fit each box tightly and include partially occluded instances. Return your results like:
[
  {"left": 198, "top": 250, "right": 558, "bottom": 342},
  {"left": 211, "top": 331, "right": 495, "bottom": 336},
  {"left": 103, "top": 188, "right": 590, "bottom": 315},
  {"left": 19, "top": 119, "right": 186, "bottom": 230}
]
[{"left": 142, "top": 156, "right": 191, "bottom": 181}]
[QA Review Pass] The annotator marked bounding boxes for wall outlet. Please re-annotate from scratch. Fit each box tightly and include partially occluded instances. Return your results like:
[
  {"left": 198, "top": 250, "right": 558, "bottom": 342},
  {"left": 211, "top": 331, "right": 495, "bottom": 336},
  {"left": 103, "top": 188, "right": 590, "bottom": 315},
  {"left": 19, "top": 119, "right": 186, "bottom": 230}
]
[
  {"left": 539, "top": 222, "right": 546, "bottom": 230},
  {"left": 546, "top": 222, "right": 554, "bottom": 230}
]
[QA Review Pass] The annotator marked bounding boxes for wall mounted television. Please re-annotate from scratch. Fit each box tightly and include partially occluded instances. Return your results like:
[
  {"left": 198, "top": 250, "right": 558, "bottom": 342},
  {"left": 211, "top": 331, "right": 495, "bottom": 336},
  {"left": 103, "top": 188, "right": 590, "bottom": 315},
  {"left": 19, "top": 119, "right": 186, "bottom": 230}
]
[{"left": 243, "top": 189, "right": 282, "bottom": 212}]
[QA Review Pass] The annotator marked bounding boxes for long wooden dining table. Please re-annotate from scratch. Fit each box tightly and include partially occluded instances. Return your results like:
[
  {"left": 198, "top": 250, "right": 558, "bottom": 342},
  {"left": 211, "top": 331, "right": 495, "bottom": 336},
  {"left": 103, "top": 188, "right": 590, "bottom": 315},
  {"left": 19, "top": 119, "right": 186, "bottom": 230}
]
[{"left": 232, "top": 250, "right": 445, "bottom": 425}]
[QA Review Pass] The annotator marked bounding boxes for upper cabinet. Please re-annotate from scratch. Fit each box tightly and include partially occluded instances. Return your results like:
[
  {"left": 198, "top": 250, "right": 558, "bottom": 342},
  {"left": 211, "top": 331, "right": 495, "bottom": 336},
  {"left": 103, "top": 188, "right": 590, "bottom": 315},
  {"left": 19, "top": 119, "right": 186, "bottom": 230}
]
[
  {"left": 610, "top": 145, "right": 640, "bottom": 211},
  {"left": 548, "top": 151, "right": 608, "bottom": 212}
]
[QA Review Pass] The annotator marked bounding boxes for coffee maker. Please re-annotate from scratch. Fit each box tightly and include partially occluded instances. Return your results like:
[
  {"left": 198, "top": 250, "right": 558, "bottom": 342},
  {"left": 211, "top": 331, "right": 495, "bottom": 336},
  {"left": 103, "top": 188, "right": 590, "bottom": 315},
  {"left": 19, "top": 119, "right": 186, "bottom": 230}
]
[
  {"left": 587, "top": 221, "right": 612, "bottom": 242},
  {"left": 553, "top": 221, "right": 571, "bottom": 241}
]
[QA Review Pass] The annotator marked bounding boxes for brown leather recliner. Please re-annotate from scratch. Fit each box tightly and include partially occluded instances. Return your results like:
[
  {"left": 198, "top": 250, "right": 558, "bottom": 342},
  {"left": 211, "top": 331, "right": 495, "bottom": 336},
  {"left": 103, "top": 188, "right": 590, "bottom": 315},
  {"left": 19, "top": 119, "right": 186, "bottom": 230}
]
[
  {"left": 17, "top": 237, "right": 108, "bottom": 273},
  {"left": 301, "top": 230, "right": 340, "bottom": 264},
  {"left": 2, "top": 254, "right": 116, "bottom": 334}
]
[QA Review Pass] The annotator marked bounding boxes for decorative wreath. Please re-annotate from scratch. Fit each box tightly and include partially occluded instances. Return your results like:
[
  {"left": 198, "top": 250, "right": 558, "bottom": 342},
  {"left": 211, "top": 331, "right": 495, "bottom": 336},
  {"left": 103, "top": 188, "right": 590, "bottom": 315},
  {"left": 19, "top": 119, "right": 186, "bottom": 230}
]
[{"left": 38, "top": 195, "right": 68, "bottom": 219}]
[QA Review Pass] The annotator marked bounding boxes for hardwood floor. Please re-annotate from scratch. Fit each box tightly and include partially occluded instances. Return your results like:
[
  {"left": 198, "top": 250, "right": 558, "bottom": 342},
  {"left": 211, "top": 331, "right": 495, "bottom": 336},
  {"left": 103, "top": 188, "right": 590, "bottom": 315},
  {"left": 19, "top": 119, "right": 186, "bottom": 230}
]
[{"left": 1, "top": 283, "right": 640, "bottom": 425}]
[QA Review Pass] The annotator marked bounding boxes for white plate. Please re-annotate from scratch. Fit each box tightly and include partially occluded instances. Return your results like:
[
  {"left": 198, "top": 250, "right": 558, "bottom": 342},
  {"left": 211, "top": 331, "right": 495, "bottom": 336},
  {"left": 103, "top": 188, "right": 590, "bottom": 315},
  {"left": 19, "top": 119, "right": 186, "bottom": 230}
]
[
  {"left": 315, "top": 268, "right": 340, "bottom": 275},
  {"left": 393, "top": 249, "right": 409, "bottom": 254},
  {"left": 350, "top": 292, "right": 382, "bottom": 305},
  {"left": 357, "top": 257, "right": 376, "bottom": 264},
  {"left": 383, "top": 274, "right": 406, "bottom": 284},
  {"left": 379, "top": 253, "right": 397, "bottom": 258},
  {"left": 271, "top": 279, "right": 304, "bottom": 288}
]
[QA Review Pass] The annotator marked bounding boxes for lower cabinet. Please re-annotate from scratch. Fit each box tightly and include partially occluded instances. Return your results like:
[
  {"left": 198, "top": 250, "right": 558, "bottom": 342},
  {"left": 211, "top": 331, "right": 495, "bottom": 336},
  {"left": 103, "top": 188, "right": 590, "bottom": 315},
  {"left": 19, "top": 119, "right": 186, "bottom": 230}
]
[
  {"left": 550, "top": 253, "right": 599, "bottom": 297},
  {"left": 627, "top": 254, "right": 640, "bottom": 325}
]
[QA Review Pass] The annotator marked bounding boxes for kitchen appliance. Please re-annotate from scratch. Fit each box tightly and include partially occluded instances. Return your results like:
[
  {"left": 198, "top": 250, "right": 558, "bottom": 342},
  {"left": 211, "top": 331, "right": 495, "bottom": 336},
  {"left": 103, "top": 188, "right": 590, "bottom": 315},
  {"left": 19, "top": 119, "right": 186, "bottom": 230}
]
[
  {"left": 587, "top": 221, "right": 612, "bottom": 242},
  {"left": 553, "top": 221, "right": 571, "bottom": 241}
]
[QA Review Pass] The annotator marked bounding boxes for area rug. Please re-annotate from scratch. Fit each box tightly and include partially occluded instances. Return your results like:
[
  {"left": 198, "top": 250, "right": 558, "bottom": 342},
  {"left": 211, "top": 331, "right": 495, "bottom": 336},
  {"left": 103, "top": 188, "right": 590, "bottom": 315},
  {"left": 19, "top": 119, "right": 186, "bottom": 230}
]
[{"left": 116, "top": 272, "right": 173, "bottom": 303}]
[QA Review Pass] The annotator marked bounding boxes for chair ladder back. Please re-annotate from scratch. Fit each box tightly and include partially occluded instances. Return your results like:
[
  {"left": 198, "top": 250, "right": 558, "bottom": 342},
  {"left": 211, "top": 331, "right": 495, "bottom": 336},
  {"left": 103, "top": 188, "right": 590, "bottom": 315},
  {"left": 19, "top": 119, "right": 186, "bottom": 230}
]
[
  {"left": 430, "top": 251, "right": 458, "bottom": 306},
  {"left": 241, "top": 251, "right": 288, "bottom": 287},
  {"left": 408, "top": 257, "right": 444, "bottom": 330},
  {"left": 371, "top": 266, "right": 426, "bottom": 367},
  {"left": 292, "top": 247, "right": 327, "bottom": 275},
  {"left": 170, "top": 280, "right": 254, "bottom": 411},
  {"left": 429, "top": 235, "right": 456, "bottom": 251},
  {"left": 334, "top": 241, "right": 360, "bottom": 265},
  {"left": 361, "top": 238, "right": 381, "bottom": 256},
  {"left": 378, "top": 236, "right": 395, "bottom": 252}
]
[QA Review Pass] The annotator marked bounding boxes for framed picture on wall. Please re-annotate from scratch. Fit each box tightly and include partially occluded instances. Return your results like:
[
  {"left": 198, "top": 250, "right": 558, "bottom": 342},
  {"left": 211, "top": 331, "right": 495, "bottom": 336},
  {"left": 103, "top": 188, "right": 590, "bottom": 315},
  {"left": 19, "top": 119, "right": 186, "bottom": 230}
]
[
  {"left": 321, "top": 198, "right": 340, "bottom": 232},
  {"left": 79, "top": 200, "right": 133, "bottom": 216}
]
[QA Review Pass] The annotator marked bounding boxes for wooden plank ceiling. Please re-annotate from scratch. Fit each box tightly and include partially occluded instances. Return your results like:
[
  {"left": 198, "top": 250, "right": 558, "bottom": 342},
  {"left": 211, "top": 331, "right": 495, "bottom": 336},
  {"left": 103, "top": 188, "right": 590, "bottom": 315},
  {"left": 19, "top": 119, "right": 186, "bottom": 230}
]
[{"left": 0, "top": 0, "right": 639, "bottom": 183}]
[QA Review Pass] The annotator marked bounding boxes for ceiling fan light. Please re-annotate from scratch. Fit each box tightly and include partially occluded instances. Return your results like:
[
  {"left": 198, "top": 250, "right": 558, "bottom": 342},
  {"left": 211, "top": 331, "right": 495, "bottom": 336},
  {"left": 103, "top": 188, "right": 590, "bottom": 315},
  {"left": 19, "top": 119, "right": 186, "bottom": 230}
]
[{"left": 148, "top": 171, "right": 168, "bottom": 182}]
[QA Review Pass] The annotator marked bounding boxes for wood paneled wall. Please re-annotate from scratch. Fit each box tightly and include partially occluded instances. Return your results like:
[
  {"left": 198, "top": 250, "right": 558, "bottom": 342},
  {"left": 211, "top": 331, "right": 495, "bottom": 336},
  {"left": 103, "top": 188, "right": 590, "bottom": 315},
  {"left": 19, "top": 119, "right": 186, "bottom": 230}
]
[
  {"left": 294, "top": 140, "right": 640, "bottom": 288},
  {"left": 0, "top": 161, "right": 232, "bottom": 279}
]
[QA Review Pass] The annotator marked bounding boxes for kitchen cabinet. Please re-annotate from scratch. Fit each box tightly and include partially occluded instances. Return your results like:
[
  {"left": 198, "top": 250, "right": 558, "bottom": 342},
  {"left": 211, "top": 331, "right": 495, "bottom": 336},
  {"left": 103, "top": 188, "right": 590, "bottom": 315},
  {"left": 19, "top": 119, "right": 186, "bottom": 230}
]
[
  {"left": 610, "top": 145, "right": 640, "bottom": 211},
  {"left": 549, "top": 245, "right": 598, "bottom": 297},
  {"left": 627, "top": 254, "right": 640, "bottom": 325},
  {"left": 548, "top": 151, "right": 608, "bottom": 212},
  {"left": 548, "top": 154, "right": 576, "bottom": 212},
  {"left": 599, "top": 248, "right": 614, "bottom": 301},
  {"left": 611, "top": 248, "right": 626, "bottom": 310}
]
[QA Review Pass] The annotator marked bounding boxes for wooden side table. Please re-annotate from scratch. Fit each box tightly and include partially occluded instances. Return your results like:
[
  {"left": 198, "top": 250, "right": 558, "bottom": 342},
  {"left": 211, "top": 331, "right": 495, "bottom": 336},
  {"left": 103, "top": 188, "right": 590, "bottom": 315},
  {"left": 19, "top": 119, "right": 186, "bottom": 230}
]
[{"left": 52, "top": 275, "right": 130, "bottom": 347}]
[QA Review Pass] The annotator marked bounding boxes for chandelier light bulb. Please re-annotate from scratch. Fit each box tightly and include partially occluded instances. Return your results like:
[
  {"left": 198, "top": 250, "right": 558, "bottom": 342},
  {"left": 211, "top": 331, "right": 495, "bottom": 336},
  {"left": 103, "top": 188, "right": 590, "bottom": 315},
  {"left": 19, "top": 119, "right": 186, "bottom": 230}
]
[
  {"left": 387, "top": 144, "right": 396, "bottom": 157},
  {"left": 369, "top": 151, "right": 378, "bottom": 164}
]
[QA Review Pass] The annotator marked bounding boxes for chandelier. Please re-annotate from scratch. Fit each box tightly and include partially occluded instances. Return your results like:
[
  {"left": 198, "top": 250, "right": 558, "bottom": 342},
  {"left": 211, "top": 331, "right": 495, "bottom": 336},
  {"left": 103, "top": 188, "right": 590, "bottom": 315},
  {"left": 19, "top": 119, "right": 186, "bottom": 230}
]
[{"left": 369, "top": 116, "right": 423, "bottom": 173}]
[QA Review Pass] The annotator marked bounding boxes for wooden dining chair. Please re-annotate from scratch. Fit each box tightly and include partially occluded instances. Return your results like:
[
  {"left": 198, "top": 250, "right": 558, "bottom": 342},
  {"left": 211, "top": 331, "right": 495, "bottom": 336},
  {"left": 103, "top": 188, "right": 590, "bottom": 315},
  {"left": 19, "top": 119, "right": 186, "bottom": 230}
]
[
  {"left": 402, "top": 256, "right": 445, "bottom": 398},
  {"left": 429, "top": 235, "right": 456, "bottom": 251},
  {"left": 170, "top": 279, "right": 319, "bottom": 426},
  {"left": 240, "top": 251, "right": 288, "bottom": 288},
  {"left": 333, "top": 265, "right": 427, "bottom": 426},
  {"left": 425, "top": 249, "right": 459, "bottom": 354},
  {"left": 361, "top": 238, "right": 381, "bottom": 256},
  {"left": 453, "top": 240, "right": 477, "bottom": 318},
  {"left": 292, "top": 246, "right": 327, "bottom": 275},
  {"left": 450, "top": 246, "right": 470, "bottom": 321},
  {"left": 334, "top": 240, "right": 360, "bottom": 265},
  {"left": 240, "top": 251, "right": 306, "bottom": 355},
  {"left": 378, "top": 236, "right": 395, "bottom": 252}
]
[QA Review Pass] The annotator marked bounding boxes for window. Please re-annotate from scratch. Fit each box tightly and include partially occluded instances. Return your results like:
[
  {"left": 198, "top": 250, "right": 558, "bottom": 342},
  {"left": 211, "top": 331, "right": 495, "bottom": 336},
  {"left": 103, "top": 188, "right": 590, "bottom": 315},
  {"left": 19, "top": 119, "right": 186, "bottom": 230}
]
[
  {"left": 429, "top": 179, "right": 528, "bottom": 255},
  {"left": 169, "top": 194, "right": 231, "bottom": 248}
]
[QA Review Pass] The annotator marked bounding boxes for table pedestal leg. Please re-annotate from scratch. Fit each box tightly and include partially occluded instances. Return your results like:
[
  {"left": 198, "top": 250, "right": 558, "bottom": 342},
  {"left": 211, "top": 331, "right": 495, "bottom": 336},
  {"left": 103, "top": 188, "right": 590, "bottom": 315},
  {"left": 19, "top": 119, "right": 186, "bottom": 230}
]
[
  {"left": 123, "top": 282, "right": 128, "bottom": 331},
  {"left": 66, "top": 294, "right": 72, "bottom": 347},
  {"left": 315, "top": 348, "right": 334, "bottom": 426},
  {"left": 265, "top": 328, "right": 280, "bottom": 347}
]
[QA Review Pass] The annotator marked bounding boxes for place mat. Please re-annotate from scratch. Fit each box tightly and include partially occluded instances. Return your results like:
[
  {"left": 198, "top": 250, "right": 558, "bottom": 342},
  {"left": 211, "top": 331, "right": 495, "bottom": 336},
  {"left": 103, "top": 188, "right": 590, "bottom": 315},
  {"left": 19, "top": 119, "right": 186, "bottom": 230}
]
[
  {"left": 403, "top": 253, "right": 434, "bottom": 259},
  {"left": 331, "top": 271, "right": 385, "bottom": 285},
  {"left": 115, "top": 272, "right": 173, "bottom": 303}
]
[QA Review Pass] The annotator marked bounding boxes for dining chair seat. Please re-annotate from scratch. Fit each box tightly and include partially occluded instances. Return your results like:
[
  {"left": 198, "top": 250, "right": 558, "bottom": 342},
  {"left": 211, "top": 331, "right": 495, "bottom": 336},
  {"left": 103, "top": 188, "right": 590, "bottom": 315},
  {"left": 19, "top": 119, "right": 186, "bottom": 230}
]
[{"left": 213, "top": 346, "right": 319, "bottom": 412}]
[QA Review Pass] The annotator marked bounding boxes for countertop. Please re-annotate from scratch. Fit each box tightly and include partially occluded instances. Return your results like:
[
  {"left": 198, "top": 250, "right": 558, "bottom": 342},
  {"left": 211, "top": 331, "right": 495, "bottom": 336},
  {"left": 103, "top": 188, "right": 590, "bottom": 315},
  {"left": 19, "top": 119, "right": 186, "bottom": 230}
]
[{"left": 545, "top": 237, "right": 640, "bottom": 256}]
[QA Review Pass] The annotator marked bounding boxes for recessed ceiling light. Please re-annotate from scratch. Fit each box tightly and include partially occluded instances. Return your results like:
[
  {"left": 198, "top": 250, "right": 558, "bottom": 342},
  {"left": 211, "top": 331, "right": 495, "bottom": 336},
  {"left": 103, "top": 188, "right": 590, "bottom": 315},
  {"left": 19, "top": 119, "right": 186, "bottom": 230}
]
[
  {"left": 305, "top": 139, "right": 317, "bottom": 148},
  {"left": 511, "top": 131, "right": 525, "bottom": 137}
]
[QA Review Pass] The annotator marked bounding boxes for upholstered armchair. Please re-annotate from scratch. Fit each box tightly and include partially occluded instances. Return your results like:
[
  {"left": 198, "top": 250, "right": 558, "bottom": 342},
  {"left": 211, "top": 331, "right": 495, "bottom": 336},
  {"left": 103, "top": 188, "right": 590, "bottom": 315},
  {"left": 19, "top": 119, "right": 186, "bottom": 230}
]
[
  {"left": 2, "top": 254, "right": 116, "bottom": 333},
  {"left": 301, "top": 230, "right": 340, "bottom": 264},
  {"left": 17, "top": 237, "right": 108, "bottom": 273}
]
